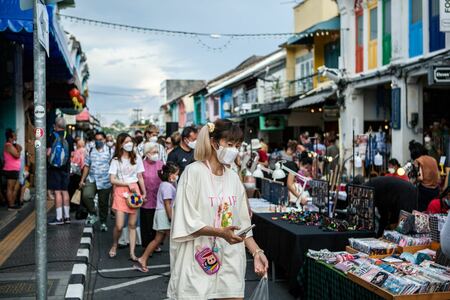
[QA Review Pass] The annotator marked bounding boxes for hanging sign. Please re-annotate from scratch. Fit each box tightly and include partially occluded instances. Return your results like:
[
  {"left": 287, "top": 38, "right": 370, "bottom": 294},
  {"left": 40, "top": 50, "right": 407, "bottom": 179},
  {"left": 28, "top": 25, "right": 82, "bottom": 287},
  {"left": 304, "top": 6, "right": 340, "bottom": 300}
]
[
  {"left": 428, "top": 66, "right": 450, "bottom": 85},
  {"left": 36, "top": 2, "right": 49, "bottom": 56},
  {"left": 440, "top": 0, "right": 450, "bottom": 32}
]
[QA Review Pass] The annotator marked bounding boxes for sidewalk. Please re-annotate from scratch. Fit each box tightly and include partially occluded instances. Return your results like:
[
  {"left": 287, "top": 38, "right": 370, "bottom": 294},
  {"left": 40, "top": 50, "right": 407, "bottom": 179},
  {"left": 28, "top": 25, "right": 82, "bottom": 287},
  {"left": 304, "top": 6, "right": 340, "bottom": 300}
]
[{"left": 0, "top": 200, "right": 88, "bottom": 299}]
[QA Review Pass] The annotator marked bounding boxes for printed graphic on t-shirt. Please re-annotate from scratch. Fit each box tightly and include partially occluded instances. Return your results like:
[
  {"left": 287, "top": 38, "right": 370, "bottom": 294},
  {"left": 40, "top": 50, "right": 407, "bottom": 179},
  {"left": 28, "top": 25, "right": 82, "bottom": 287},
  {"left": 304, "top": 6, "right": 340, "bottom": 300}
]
[{"left": 209, "top": 196, "right": 237, "bottom": 228}]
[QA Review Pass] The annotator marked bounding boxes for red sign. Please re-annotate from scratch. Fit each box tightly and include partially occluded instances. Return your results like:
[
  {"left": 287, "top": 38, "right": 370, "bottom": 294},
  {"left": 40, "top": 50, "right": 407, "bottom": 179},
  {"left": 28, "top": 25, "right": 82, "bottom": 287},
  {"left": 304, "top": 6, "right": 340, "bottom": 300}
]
[{"left": 34, "top": 128, "right": 45, "bottom": 139}]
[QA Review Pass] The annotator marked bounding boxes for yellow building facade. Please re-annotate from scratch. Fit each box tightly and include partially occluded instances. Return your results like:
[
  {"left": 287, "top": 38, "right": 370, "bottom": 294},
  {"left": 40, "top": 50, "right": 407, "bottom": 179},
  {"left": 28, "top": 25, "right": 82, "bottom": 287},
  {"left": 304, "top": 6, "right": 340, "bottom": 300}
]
[{"left": 286, "top": 0, "right": 340, "bottom": 95}]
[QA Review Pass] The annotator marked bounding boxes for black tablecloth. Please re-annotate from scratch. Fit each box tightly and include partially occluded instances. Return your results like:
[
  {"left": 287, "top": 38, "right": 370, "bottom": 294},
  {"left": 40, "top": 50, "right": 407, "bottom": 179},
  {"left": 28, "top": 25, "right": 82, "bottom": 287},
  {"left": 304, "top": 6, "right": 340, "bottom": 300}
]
[{"left": 252, "top": 212, "right": 375, "bottom": 296}]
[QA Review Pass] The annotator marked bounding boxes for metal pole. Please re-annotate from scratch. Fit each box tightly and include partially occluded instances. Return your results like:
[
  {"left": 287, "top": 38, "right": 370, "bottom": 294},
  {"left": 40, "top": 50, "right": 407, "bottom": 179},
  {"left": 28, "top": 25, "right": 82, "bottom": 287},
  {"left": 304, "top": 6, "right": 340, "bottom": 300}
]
[{"left": 33, "top": 0, "right": 48, "bottom": 299}]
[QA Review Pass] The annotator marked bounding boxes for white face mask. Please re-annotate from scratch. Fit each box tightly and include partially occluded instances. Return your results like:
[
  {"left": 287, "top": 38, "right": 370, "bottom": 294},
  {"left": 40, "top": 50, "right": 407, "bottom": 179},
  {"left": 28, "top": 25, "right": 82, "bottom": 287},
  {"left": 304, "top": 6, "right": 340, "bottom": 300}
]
[
  {"left": 149, "top": 136, "right": 158, "bottom": 143},
  {"left": 388, "top": 168, "right": 396, "bottom": 174},
  {"left": 188, "top": 140, "right": 197, "bottom": 150},
  {"left": 147, "top": 154, "right": 159, "bottom": 162},
  {"left": 106, "top": 141, "right": 114, "bottom": 147},
  {"left": 122, "top": 142, "right": 134, "bottom": 152},
  {"left": 216, "top": 145, "right": 239, "bottom": 165}
]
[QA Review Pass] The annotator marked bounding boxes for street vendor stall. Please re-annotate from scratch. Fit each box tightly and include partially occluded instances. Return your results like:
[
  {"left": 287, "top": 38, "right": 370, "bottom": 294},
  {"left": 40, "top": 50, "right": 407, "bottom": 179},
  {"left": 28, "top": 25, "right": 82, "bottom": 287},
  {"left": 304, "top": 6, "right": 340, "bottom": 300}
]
[{"left": 252, "top": 212, "right": 374, "bottom": 295}]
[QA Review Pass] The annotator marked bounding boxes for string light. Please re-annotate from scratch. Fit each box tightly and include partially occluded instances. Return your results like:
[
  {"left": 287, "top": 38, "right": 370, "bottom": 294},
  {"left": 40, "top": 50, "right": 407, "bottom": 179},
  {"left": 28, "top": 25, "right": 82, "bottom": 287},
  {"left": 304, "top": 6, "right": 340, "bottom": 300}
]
[{"left": 58, "top": 13, "right": 304, "bottom": 39}]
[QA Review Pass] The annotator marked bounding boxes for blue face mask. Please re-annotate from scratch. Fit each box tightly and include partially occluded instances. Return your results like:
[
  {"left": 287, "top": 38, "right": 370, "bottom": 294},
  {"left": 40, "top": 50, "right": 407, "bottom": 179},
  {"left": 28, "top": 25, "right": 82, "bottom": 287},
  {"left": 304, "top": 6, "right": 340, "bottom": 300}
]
[{"left": 95, "top": 141, "right": 104, "bottom": 149}]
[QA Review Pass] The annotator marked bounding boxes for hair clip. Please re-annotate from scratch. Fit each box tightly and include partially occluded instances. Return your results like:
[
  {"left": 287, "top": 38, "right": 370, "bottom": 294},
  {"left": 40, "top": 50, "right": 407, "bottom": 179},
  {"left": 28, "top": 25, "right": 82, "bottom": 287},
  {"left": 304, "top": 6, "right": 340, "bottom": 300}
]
[{"left": 207, "top": 122, "right": 215, "bottom": 133}]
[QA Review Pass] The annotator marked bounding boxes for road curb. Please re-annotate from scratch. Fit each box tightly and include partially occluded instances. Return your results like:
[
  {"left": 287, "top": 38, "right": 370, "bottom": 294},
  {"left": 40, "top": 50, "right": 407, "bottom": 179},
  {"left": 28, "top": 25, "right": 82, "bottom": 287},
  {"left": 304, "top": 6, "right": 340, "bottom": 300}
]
[{"left": 64, "top": 224, "right": 93, "bottom": 300}]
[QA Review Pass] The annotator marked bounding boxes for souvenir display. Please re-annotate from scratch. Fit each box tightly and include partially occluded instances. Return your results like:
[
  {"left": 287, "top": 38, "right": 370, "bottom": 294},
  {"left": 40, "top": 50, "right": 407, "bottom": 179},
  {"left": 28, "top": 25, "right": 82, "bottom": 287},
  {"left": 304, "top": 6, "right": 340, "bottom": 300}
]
[
  {"left": 382, "top": 231, "right": 432, "bottom": 247},
  {"left": 396, "top": 210, "right": 415, "bottom": 234},
  {"left": 346, "top": 184, "right": 375, "bottom": 231},
  {"left": 281, "top": 210, "right": 322, "bottom": 226},
  {"left": 309, "top": 179, "right": 329, "bottom": 211},
  {"left": 412, "top": 210, "right": 430, "bottom": 234},
  {"left": 429, "top": 214, "right": 448, "bottom": 242},
  {"left": 349, "top": 238, "right": 396, "bottom": 256}
]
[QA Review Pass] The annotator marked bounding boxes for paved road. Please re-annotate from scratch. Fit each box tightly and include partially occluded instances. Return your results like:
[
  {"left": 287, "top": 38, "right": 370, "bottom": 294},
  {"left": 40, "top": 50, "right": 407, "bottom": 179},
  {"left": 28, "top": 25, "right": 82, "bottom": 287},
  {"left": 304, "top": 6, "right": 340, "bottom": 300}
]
[{"left": 86, "top": 217, "right": 296, "bottom": 300}]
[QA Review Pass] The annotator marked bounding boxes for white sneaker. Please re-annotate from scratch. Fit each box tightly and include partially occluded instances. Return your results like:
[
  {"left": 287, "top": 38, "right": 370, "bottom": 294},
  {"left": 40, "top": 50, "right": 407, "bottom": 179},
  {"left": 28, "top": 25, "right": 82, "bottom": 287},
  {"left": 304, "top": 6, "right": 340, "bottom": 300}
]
[
  {"left": 85, "top": 214, "right": 98, "bottom": 225},
  {"left": 100, "top": 223, "right": 108, "bottom": 232}
]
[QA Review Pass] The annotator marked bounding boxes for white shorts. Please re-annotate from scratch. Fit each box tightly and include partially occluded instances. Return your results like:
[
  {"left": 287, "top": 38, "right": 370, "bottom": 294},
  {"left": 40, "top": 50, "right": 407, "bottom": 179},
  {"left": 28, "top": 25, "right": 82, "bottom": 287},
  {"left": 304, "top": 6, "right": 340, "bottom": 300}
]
[{"left": 153, "top": 209, "right": 171, "bottom": 231}]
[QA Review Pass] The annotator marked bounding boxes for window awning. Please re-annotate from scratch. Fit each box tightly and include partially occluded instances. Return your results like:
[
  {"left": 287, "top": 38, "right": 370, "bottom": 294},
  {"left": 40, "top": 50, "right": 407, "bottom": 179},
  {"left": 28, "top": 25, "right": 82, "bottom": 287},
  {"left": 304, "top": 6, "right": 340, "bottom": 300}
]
[
  {"left": 0, "top": 0, "right": 73, "bottom": 79},
  {"left": 289, "top": 89, "right": 336, "bottom": 109},
  {"left": 287, "top": 16, "right": 340, "bottom": 45}
]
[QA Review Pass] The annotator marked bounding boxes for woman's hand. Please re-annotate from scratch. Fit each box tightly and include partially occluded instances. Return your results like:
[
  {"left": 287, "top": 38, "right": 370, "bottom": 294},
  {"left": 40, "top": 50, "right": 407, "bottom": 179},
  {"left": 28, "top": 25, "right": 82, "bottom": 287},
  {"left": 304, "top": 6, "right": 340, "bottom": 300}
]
[
  {"left": 220, "top": 226, "right": 244, "bottom": 245},
  {"left": 141, "top": 193, "right": 147, "bottom": 202},
  {"left": 254, "top": 252, "right": 269, "bottom": 277},
  {"left": 128, "top": 184, "right": 136, "bottom": 193}
]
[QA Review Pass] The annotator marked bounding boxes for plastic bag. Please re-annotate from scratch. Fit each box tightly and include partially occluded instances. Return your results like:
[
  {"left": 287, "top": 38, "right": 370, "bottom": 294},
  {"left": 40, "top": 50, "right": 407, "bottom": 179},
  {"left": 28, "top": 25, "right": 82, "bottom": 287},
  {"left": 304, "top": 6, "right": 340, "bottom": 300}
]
[{"left": 248, "top": 276, "right": 269, "bottom": 300}]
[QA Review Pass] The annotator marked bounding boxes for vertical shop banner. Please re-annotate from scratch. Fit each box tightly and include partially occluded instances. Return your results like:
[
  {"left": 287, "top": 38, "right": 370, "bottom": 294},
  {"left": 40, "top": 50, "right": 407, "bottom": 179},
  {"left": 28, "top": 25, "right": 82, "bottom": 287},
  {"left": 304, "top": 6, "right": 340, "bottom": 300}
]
[
  {"left": 440, "top": 0, "right": 450, "bottom": 32},
  {"left": 391, "top": 88, "right": 401, "bottom": 130},
  {"left": 36, "top": 2, "right": 49, "bottom": 56}
]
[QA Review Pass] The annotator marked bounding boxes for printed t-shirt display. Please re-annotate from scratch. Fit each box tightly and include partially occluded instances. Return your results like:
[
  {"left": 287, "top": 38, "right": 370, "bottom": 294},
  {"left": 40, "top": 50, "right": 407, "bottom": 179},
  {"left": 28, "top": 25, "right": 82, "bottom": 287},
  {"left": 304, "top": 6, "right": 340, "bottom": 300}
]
[{"left": 168, "top": 161, "right": 252, "bottom": 300}]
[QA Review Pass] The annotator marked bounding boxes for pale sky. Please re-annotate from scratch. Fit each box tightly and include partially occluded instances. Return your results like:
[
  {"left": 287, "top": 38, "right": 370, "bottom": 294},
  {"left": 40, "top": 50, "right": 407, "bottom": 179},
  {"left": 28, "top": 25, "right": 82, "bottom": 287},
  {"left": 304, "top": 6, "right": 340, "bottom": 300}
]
[{"left": 61, "top": 0, "right": 294, "bottom": 126}]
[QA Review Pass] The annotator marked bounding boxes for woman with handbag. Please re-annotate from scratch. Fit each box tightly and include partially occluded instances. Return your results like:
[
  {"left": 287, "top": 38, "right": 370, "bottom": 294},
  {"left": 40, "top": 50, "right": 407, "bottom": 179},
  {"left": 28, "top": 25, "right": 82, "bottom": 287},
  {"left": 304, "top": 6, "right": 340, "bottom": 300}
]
[
  {"left": 167, "top": 119, "right": 268, "bottom": 300},
  {"left": 108, "top": 133, "right": 146, "bottom": 260}
]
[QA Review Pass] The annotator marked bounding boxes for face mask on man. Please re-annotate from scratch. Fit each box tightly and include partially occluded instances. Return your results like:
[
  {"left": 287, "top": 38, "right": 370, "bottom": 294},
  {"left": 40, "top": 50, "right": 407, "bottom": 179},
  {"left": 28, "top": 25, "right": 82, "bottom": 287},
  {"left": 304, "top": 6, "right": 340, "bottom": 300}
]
[
  {"left": 149, "top": 136, "right": 158, "bottom": 143},
  {"left": 122, "top": 142, "right": 134, "bottom": 152},
  {"left": 216, "top": 144, "right": 239, "bottom": 165},
  {"left": 95, "top": 141, "right": 104, "bottom": 149},
  {"left": 187, "top": 140, "right": 197, "bottom": 150}
]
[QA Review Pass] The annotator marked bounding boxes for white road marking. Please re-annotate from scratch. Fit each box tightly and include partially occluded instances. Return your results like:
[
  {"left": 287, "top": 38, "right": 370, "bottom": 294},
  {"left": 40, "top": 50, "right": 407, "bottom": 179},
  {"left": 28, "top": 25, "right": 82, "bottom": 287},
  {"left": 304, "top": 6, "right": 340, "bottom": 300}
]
[
  {"left": 94, "top": 263, "right": 170, "bottom": 274},
  {"left": 94, "top": 272, "right": 170, "bottom": 292}
]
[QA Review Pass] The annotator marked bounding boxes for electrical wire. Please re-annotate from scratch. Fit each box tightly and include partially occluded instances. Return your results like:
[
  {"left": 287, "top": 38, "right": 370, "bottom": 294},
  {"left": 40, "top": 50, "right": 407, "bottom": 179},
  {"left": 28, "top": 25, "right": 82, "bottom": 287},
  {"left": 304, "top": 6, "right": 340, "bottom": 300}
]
[{"left": 0, "top": 259, "right": 170, "bottom": 280}]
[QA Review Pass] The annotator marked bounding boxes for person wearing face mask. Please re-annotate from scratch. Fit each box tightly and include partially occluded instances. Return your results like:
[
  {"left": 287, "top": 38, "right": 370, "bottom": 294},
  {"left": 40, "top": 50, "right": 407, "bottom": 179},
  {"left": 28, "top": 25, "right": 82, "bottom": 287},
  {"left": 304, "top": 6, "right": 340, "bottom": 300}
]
[
  {"left": 134, "top": 162, "right": 179, "bottom": 272},
  {"left": 106, "top": 134, "right": 115, "bottom": 152},
  {"left": 140, "top": 142, "right": 163, "bottom": 248},
  {"left": 79, "top": 132, "right": 113, "bottom": 231},
  {"left": 384, "top": 158, "right": 409, "bottom": 182},
  {"left": 108, "top": 133, "right": 146, "bottom": 260},
  {"left": 167, "top": 125, "right": 198, "bottom": 175},
  {"left": 167, "top": 119, "right": 268, "bottom": 300},
  {"left": 144, "top": 125, "right": 167, "bottom": 163}
]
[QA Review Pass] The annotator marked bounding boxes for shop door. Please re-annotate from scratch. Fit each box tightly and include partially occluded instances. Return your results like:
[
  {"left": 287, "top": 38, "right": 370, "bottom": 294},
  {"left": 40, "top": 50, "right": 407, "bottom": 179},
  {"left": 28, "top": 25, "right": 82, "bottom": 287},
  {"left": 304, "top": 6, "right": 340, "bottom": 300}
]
[
  {"left": 429, "top": 0, "right": 445, "bottom": 52},
  {"left": 324, "top": 41, "right": 340, "bottom": 69},
  {"left": 409, "top": 0, "right": 423, "bottom": 58}
]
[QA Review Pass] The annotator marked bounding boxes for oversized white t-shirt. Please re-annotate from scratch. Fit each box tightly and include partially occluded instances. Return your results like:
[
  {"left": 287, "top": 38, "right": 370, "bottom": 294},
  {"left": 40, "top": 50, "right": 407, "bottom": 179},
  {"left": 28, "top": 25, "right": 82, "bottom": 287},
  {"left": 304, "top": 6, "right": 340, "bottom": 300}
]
[
  {"left": 167, "top": 161, "right": 252, "bottom": 300},
  {"left": 108, "top": 156, "right": 145, "bottom": 184}
]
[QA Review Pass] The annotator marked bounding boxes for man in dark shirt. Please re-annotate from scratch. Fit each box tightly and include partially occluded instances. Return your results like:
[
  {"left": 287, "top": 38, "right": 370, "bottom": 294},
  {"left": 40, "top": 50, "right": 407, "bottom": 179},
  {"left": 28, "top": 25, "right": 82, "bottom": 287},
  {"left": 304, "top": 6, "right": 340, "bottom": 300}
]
[
  {"left": 47, "top": 117, "right": 74, "bottom": 225},
  {"left": 167, "top": 125, "right": 198, "bottom": 175},
  {"left": 365, "top": 176, "right": 418, "bottom": 237}
]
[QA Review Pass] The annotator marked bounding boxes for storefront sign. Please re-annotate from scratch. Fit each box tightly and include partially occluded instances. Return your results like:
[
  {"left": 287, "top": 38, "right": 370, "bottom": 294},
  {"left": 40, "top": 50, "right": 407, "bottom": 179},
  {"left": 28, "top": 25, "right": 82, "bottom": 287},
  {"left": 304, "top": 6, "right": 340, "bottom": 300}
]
[
  {"left": 391, "top": 88, "right": 401, "bottom": 130},
  {"left": 428, "top": 66, "right": 450, "bottom": 85},
  {"left": 440, "top": 0, "right": 450, "bottom": 32},
  {"left": 63, "top": 114, "right": 76, "bottom": 126},
  {"left": 34, "top": 105, "right": 45, "bottom": 119}
]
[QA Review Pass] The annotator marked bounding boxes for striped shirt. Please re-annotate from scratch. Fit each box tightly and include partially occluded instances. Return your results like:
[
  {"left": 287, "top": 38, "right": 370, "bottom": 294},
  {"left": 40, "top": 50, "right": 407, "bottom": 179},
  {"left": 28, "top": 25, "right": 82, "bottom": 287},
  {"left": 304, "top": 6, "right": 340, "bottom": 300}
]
[{"left": 85, "top": 146, "right": 113, "bottom": 189}]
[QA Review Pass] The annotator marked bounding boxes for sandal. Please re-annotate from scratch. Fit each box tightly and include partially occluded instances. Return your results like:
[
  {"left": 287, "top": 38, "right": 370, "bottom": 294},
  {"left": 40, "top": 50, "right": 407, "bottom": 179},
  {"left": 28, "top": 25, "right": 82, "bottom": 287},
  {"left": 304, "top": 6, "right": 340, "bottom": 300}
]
[
  {"left": 133, "top": 259, "right": 149, "bottom": 273},
  {"left": 129, "top": 254, "right": 138, "bottom": 262},
  {"left": 108, "top": 247, "right": 117, "bottom": 258}
]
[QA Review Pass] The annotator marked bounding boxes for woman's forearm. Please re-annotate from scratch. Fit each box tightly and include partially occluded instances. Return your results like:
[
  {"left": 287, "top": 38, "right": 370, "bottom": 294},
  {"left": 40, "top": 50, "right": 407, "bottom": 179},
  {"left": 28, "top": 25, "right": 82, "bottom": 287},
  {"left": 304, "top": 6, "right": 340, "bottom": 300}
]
[
  {"left": 109, "top": 175, "right": 128, "bottom": 187},
  {"left": 244, "top": 237, "right": 261, "bottom": 255},
  {"left": 192, "top": 226, "right": 224, "bottom": 239}
]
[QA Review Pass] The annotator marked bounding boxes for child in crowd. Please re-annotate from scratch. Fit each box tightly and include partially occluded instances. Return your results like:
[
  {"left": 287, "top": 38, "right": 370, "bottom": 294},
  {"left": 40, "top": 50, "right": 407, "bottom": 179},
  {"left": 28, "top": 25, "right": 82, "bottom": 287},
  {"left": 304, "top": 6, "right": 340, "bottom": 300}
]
[{"left": 134, "top": 162, "right": 179, "bottom": 272}]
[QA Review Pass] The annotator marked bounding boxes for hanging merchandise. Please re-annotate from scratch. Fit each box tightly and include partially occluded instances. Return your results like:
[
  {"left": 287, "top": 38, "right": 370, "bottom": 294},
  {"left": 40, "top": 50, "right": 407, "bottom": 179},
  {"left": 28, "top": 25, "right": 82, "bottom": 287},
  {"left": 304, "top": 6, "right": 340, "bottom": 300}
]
[
  {"left": 365, "top": 135, "right": 378, "bottom": 168},
  {"left": 375, "top": 129, "right": 386, "bottom": 154},
  {"left": 374, "top": 152, "right": 383, "bottom": 167},
  {"left": 355, "top": 154, "right": 363, "bottom": 168}
]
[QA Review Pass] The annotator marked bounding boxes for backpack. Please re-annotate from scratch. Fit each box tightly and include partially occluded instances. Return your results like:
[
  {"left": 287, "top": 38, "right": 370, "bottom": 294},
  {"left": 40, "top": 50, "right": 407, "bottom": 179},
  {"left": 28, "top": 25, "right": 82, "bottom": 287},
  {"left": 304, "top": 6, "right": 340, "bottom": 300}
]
[{"left": 49, "top": 131, "right": 69, "bottom": 168}]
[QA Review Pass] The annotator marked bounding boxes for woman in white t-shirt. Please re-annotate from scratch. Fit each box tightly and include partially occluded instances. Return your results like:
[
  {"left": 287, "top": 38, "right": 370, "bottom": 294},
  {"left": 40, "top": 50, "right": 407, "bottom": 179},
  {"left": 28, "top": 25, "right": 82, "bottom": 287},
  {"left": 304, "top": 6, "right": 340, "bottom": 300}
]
[
  {"left": 108, "top": 133, "right": 146, "bottom": 260},
  {"left": 168, "top": 119, "right": 268, "bottom": 300}
]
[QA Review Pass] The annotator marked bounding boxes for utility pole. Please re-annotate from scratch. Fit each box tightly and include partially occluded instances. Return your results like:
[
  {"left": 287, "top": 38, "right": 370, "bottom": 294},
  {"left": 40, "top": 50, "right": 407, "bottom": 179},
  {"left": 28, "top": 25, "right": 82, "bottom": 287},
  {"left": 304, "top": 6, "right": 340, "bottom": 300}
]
[
  {"left": 133, "top": 108, "right": 143, "bottom": 123},
  {"left": 33, "top": 0, "right": 47, "bottom": 298}
]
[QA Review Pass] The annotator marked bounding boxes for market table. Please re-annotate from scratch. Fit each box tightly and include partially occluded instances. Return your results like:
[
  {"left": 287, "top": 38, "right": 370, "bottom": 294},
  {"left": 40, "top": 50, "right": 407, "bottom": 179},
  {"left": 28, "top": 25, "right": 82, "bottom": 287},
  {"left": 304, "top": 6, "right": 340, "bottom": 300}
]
[
  {"left": 252, "top": 212, "right": 375, "bottom": 295},
  {"left": 302, "top": 256, "right": 384, "bottom": 300}
]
